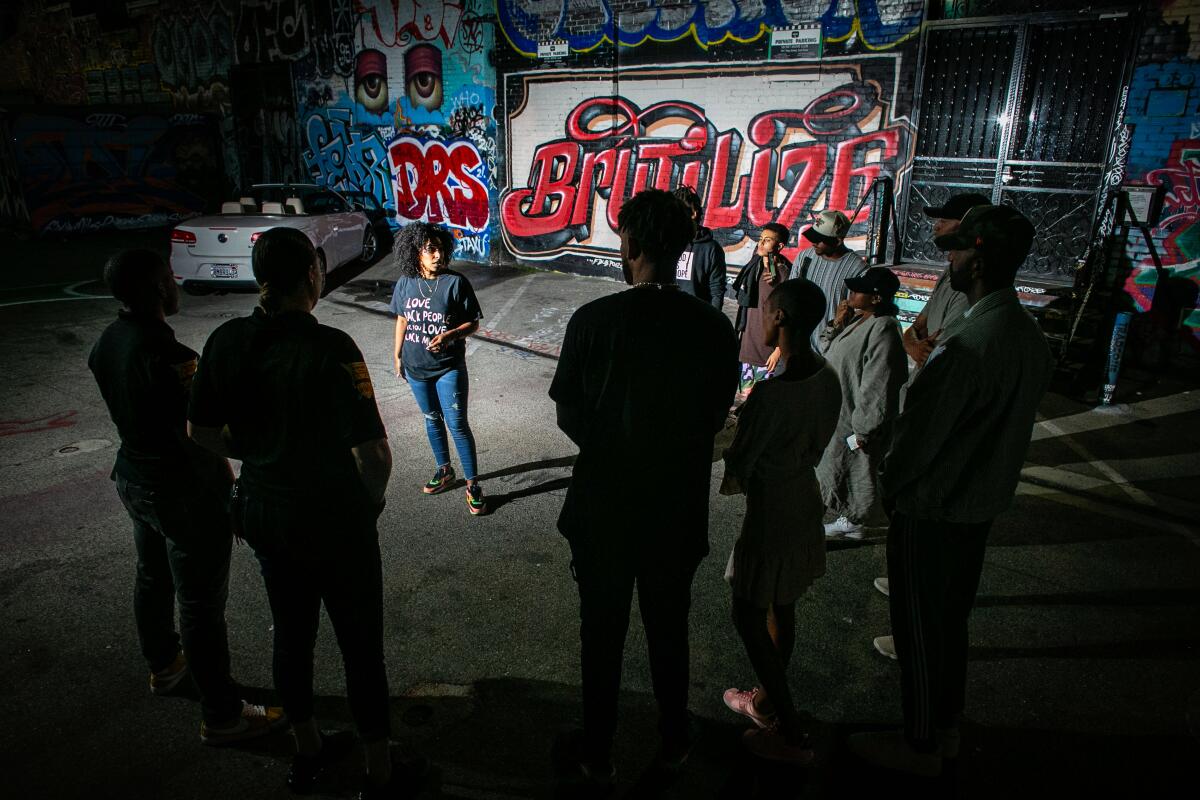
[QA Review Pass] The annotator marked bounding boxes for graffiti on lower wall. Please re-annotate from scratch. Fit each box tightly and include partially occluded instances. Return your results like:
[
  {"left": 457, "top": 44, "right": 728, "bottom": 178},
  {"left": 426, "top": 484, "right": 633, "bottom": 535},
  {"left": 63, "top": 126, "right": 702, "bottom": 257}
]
[
  {"left": 0, "top": 117, "right": 30, "bottom": 227},
  {"left": 297, "top": 0, "right": 497, "bottom": 260},
  {"left": 12, "top": 110, "right": 224, "bottom": 234},
  {"left": 497, "top": 0, "right": 924, "bottom": 56},
  {"left": 501, "top": 58, "right": 913, "bottom": 270}
]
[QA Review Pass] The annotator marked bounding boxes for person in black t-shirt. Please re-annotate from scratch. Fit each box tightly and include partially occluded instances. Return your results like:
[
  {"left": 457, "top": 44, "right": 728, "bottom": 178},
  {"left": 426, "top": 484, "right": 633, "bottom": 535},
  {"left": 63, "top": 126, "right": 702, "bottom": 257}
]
[
  {"left": 550, "top": 190, "right": 739, "bottom": 787},
  {"left": 88, "top": 249, "right": 285, "bottom": 747},
  {"left": 188, "top": 229, "right": 412, "bottom": 798},
  {"left": 389, "top": 222, "right": 487, "bottom": 515},
  {"left": 671, "top": 184, "right": 727, "bottom": 309}
]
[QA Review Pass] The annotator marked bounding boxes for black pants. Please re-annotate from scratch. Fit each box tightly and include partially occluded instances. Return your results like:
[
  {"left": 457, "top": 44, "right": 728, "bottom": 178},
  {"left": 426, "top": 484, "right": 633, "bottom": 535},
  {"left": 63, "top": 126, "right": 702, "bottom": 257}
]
[
  {"left": 243, "top": 494, "right": 391, "bottom": 742},
  {"left": 570, "top": 541, "right": 704, "bottom": 763},
  {"left": 116, "top": 475, "right": 241, "bottom": 724},
  {"left": 887, "top": 511, "right": 992, "bottom": 751}
]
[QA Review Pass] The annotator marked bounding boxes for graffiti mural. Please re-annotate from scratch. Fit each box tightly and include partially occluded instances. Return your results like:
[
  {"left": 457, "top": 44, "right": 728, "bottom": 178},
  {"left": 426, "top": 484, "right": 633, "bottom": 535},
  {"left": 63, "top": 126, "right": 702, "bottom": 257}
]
[
  {"left": 298, "top": 0, "right": 498, "bottom": 260},
  {"left": 152, "top": 1, "right": 235, "bottom": 113},
  {"left": 0, "top": 117, "right": 30, "bottom": 227},
  {"left": 501, "top": 58, "right": 913, "bottom": 270},
  {"left": 11, "top": 110, "right": 224, "bottom": 234},
  {"left": 1123, "top": 55, "right": 1200, "bottom": 345},
  {"left": 235, "top": 0, "right": 357, "bottom": 77},
  {"left": 496, "top": 0, "right": 924, "bottom": 56}
]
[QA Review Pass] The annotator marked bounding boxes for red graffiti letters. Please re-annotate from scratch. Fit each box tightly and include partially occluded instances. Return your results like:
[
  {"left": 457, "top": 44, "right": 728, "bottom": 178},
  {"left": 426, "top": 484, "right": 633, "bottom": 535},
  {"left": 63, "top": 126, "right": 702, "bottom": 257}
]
[
  {"left": 388, "top": 137, "right": 489, "bottom": 232},
  {"left": 501, "top": 80, "right": 912, "bottom": 257}
]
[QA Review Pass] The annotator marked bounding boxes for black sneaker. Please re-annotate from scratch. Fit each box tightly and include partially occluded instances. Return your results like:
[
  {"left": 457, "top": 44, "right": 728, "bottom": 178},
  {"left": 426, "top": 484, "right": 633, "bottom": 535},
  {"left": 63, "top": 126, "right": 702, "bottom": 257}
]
[
  {"left": 422, "top": 465, "right": 455, "bottom": 495},
  {"left": 288, "top": 730, "right": 356, "bottom": 794}
]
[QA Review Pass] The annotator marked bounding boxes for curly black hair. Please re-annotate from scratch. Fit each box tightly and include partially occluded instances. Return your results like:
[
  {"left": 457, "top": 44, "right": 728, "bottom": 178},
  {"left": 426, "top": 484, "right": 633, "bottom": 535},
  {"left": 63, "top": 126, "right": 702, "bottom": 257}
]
[
  {"left": 616, "top": 189, "right": 694, "bottom": 279},
  {"left": 393, "top": 221, "right": 456, "bottom": 278}
]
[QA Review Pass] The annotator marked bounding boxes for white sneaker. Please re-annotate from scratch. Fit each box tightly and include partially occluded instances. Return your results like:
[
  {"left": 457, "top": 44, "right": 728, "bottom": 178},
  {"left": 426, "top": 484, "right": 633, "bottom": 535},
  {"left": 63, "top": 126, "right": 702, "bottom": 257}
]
[
  {"left": 823, "top": 516, "right": 864, "bottom": 539},
  {"left": 874, "top": 576, "right": 890, "bottom": 597},
  {"left": 873, "top": 635, "right": 898, "bottom": 660}
]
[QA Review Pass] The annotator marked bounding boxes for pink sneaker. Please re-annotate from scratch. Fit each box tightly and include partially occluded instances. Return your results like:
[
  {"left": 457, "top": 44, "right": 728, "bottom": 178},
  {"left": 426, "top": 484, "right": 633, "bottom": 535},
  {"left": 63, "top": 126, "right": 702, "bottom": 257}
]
[
  {"left": 722, "top": 687, "right": 776, "bottom": 728},
  {"left": 743, "top": 726, "right": 815, "bottom": 764}
]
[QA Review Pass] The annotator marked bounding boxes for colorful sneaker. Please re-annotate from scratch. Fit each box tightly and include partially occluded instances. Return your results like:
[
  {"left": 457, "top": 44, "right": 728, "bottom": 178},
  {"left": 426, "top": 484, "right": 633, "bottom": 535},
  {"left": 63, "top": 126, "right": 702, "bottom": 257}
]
[
  {"left": 200, "top": 701, "right": 288, "bottom": 746},
  {"left": 149, "top": 651, "right": 188, "bottom": 696},
  {"left": 466, "top": 483, "right": 487, "bottom": 515},
  {"left": 742, "top": 726, "right": 815, "bottom": 764},
  {"left": 823, "top": 516, "right": 864, "bottom": 540},
  {"left": 722, "top": 687, "right": 776, "bottom": 728},
  {"left": 422, "top": 465, "right": 455, "bottom": 495}
]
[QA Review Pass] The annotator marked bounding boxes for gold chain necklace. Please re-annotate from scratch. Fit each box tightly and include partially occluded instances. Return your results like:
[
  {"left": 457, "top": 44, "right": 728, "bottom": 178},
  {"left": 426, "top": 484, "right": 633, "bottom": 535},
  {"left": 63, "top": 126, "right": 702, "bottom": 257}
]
[{"left": 418, "top": 273, "right": 440, "bottom": 299}]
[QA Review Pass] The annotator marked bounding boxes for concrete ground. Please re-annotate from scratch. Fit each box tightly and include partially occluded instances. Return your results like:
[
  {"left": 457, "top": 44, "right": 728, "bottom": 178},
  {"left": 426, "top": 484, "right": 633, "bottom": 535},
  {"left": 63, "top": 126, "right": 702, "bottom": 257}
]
[{"left": 1, "top": 229, "right": 1198, "bottom": 799}]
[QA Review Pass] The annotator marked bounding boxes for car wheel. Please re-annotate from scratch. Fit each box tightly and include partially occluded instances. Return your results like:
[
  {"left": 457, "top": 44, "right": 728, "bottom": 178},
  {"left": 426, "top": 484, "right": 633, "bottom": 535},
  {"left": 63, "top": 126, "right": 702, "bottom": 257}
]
[
  {"left": 361, "top": 227, "right": 378, "bottom": 264},
  {"left": 317, "top": 249, "right": 328, "bottom": 293}
]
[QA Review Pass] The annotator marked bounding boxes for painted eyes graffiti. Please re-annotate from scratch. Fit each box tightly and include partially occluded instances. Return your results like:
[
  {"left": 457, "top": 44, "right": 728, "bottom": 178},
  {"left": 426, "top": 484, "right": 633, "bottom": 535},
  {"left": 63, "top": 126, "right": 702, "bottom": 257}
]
[
  {"left": 354, "top": 49, "right": 389, "bottom": 114},
  {"left": 405, "top": 44, "right": 443, "bottom": 111}
]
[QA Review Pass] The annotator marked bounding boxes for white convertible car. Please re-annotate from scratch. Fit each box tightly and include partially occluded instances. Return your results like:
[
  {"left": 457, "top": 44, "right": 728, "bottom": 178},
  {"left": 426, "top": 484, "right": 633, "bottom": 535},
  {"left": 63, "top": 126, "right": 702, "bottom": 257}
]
[{"left": 170, "top": 183, "right": 379, "bottom": 293}]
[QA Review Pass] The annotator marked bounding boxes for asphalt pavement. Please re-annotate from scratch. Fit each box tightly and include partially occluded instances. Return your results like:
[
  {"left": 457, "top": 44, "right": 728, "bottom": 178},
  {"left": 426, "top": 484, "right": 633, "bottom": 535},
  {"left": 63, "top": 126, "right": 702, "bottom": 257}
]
[{"left": 1, "top": 229, "right": 1198, "bottom": 799}]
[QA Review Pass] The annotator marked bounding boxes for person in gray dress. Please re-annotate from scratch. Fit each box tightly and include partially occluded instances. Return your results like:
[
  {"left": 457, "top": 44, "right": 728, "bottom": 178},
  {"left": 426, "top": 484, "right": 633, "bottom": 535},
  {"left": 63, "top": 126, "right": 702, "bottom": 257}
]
[{"left": 816, "top": 267, "right": 909, "bottom": 540}]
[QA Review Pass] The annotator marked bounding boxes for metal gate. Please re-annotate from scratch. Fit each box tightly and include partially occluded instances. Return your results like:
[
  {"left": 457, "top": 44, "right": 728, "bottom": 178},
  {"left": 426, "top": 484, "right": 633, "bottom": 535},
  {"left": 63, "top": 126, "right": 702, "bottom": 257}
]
[{"left": 902, "top": 12, "right": 1136, "bottom": 283}]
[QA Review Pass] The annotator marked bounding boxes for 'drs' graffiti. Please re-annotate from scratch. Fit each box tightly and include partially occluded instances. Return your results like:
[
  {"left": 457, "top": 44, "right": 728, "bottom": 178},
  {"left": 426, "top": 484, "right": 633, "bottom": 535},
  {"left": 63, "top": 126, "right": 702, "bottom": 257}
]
[
  {"left": 502, "top": 61, "right": 913, "bottom": 265},
  {"left": 298, "top": 0, "right": 497, "bottom": 261},
  {"left": 12, "top": 111, "right": 224, "bottom": 234}
]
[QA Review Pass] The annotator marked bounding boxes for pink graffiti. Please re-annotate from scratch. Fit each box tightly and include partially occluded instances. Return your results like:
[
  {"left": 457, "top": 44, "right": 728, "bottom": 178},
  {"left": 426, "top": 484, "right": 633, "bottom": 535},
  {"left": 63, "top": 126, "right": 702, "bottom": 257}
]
[
  {"left": 0, "top": 411, "right": 78, "bottom": 437},
  {"left": 355, "top": 0, "right": 464, "bottom": 48}
]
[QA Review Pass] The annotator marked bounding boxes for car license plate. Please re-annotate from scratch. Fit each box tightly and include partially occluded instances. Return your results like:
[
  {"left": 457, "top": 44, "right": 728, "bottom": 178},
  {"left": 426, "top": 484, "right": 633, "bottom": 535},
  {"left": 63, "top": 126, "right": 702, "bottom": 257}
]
[{"left": 210, "top": 264, "right": 237, "bottom": 278}]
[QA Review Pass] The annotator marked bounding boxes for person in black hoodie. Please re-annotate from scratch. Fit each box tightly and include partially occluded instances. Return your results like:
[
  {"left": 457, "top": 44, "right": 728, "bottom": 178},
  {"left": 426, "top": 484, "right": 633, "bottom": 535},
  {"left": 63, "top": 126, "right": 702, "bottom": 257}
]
[
  {"left": 671, "top": 185, "right": 727, "bottom": 309},
  {"left": 731, "top": 223, "right": 792, "bottom": 397}
]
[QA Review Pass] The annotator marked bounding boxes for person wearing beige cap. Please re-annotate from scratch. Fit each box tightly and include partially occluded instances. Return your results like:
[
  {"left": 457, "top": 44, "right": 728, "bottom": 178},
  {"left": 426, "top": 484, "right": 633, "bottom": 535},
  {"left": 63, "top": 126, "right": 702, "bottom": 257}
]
[{"left": 789, "top": 210, "right": 867, "bottom": 350}]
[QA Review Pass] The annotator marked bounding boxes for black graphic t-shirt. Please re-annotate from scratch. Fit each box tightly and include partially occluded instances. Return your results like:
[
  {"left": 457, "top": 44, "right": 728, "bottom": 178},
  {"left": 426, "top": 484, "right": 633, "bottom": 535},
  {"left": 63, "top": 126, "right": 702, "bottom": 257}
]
[{"left": 389, "top": 270, "right": 483, "bottom": 381}]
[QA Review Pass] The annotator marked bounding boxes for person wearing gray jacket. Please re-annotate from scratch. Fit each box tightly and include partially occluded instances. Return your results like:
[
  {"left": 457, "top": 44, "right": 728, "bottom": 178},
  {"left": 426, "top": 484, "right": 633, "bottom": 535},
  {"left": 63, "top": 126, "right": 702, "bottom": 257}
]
[
  {"left": 815, "top": 267, "right": 908, "bottom": 540},
  {"left": 848, "top": 205, "right": 1053, "bottom": 777}
]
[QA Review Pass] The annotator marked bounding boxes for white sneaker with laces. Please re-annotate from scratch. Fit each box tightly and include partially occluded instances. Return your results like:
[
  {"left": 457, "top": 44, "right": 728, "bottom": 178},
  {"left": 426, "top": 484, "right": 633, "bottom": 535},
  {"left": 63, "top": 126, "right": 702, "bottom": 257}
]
[
  {"left": 873, "top": 635, "right": 898, "bottom": 661},
  {"left": 823, "top": 516, "right": 864, "bottom": 539},
  {"left": 874, "top": 576, "right": 890, "bottom": 596}
]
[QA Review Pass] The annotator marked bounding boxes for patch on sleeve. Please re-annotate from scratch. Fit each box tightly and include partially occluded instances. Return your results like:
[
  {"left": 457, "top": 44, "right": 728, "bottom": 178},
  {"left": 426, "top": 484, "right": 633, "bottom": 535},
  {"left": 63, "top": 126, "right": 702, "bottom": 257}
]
[
  {"left": 173, "top": 358, "right": 198, "bottom": 389},
  {"left": 343, "top": 361, "right": 375, "bottom": 400}
]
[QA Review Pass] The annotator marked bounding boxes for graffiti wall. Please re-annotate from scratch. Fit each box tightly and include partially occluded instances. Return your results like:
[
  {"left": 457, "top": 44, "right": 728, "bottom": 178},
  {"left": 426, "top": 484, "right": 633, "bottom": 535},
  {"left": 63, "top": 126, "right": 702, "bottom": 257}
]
[
  {"left": 11, "top": 109, "right": 225, "bottom": 235},
  {"left": 1122, "top": 2, "right": 1200, "bottom": 347},
  {"left": 496, "top": 0, "right": 923, "bottom": 276},
  {"left": 298, "top": 0, "right": 498, "bottom": 260}
]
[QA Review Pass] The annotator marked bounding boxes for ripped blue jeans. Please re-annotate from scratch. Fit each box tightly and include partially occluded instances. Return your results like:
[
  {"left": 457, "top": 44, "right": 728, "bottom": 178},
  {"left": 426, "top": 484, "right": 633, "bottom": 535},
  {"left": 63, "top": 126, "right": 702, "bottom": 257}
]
[{"left": 408, "top": 365, "right": 479, "bottom": 480}]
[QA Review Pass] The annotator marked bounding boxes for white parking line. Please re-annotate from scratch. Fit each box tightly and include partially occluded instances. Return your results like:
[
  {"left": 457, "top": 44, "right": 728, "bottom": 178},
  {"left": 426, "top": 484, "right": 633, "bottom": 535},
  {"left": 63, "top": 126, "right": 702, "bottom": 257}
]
[
  {"left": 1032, "top": 392, "right": 1200, "bottom": 441},
  {"left": 471, "top": 275, "right": 532, "bottom": 357}
]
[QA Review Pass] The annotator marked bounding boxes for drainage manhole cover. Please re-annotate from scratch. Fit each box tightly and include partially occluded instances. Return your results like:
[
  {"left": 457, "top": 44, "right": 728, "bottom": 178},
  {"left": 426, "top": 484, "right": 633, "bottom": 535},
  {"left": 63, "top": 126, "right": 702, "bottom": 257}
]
[{"left": 55, "top": 439, "right": 112, "bottom": 456}]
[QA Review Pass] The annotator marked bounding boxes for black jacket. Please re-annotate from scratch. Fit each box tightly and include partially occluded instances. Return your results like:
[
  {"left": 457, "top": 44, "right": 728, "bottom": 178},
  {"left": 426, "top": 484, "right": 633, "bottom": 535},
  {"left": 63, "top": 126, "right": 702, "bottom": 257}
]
[
  {"left": 731, "top": 252, "right": 792, "bottom": 334},
  {"left": 676, "top": 226, "right": 727, "bottom": 310}
]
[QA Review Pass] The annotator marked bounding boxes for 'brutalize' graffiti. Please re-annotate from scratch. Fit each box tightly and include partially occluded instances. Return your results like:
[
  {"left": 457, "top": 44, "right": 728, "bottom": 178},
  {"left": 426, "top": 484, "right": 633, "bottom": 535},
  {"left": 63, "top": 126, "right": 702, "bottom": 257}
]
[{"left": 501, "top": 78, "right": 912, "bottom": 257}]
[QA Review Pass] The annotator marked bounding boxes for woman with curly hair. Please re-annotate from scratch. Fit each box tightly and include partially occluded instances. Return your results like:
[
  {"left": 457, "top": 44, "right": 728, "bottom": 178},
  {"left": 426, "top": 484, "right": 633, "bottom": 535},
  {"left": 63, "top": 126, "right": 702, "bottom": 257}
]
[{"left": 389, "top": 222, "right": 487, "bottom": 515}]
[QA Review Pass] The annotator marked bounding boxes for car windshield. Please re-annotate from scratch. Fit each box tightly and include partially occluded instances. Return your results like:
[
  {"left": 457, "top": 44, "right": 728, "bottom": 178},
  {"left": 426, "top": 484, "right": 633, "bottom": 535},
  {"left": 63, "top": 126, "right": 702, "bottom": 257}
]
[{"left": 245, "top": 185, "right": 349, "bottom": 214}]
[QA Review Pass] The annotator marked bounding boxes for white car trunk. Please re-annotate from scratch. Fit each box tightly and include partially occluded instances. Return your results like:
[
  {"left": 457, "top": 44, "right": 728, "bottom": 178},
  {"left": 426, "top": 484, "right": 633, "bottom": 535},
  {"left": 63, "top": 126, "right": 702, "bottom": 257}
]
[{"left": 179, "top": 216, "right": 278, "bottom": 256}]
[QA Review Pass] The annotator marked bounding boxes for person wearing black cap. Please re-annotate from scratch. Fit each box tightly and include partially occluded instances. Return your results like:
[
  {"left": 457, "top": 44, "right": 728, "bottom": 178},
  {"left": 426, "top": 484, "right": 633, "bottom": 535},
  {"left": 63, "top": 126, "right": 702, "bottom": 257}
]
[
  {"left": 671, "top": 184, "right": 727, "bottom": 310},
  {"left": 815, "top": 267, "right": 908, "bottom": 540},
  {"left": 88, "top": 249, "right": 286, "bottom": 747},
  {"left": 903, "top": 193, "right": 991, "bottom": 368},
  {"left": 848, "top": 205, "right": 1053, "bottom": 776},
  {"left": 188, "top": 229, "right": 415, "bottom": 798}
]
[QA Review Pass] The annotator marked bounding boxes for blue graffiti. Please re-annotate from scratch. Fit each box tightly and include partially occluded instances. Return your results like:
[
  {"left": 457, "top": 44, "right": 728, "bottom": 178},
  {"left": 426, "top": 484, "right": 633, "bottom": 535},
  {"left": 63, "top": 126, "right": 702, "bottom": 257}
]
[
  {"left": 302, "top": 108, "right": 397, "bottom": 224},
  {"left": 497, "top": 0, "right": 923, "bottom": 56}
]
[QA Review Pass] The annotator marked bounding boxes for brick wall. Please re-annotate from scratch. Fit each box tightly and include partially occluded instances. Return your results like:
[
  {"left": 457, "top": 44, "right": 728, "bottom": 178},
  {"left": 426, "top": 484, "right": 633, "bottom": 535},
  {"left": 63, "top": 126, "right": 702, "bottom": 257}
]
[{"left": 1122, "top": 0, "right": 1200, "bottom": 345}]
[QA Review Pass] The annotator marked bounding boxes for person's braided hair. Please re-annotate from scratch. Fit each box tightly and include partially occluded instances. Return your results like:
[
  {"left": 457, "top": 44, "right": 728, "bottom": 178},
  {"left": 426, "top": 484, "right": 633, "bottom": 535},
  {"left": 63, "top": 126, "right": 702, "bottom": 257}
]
[{"left": 394, "top": 222, "right": 456, "bottom": 278}]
